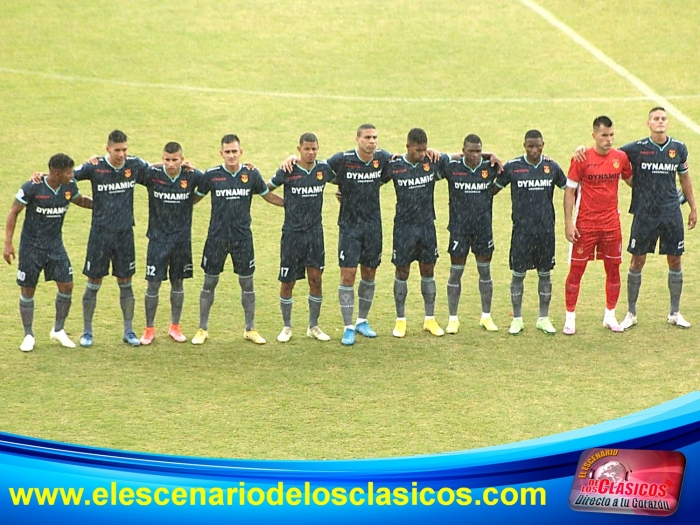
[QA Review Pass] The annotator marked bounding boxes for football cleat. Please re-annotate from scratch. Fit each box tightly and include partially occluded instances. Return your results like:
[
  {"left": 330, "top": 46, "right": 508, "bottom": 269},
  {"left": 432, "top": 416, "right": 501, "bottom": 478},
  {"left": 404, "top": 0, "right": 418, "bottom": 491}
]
[
  {"left": 277, "top": 326, "right": 293, "bottom": 343},
  {"left": 445, "top": 318, "right": 460, "bottom": 334},
  {"left": 535, "top": 317, "right": 556, "bottom": 335},
  {"left": 341, "top": 327, "right": 355, "bottom": 346},
  {"left": 79, "top": 331, "right": 93, "bottom": 348},
  {"left": 50, "top": 329, "right": 76, "bottom": 348},
  {"left": 20, "top": 334, "right": 35, "bottom": 352},
  {"left": 509, "top": 317, "right": 524, "bottom": 335},
  {"left": 392, "top": 319, "right": 407, "bottom": 338},
  {"left": 123, "top": 330, "right": 141, "bottom": 346},
  {"left": 603, "top": 316, "right": 624, "bottom": 333},
  {"left": 168, "top": 324, "right": 187, "bottom": 343},
  {"left": 355, "top": 321, "right": 377, "bottom": 338},
  {"left": 479, "top": 315, "right": 498, "bottom": 332},
  {"left": 191, "top": 328, "right": 208, "bottom": 345},
  {"left": 244, "top": 329, "right": 266, "bottom": 345},
  {"left": 139, "top": 326, "right": 156, "bottom": 346},
  {"left": 668, "top": 312, "right": 691, "bottom": 328},
  {"left": 307, "top": 326, "right": 330, "bottom": 341},
  {"left": 423, "top": 318, "right": 444, "bottom": 337},
  {"left": 619, "top": 312, "right": 638, "bottom": 330}
]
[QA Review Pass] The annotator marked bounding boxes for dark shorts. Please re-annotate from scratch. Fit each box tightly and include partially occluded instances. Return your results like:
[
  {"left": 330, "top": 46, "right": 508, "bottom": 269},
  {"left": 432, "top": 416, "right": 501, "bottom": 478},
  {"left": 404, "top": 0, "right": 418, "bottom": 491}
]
[
  {"left": 146, "top": 241, "right": 193, "bottom": 282},
  {"left": 570, "top": 228, "right": 622, "bottom": 266},
  {"left": 392, "top": 222, "right": 438, "bottom": 267},
  {"left": 17, "top": 244, "right": 72, "bottom": 287},
  {"left": 509, "top": 231, "right": 555, "bottom": 273},
  {"left": 83, "top": 228, "right": 136, "bottom": 279},
  {"left": 338, "top": 225, "right": 382, "bottom": 268},
  {"left": 201, "top": 237, "right": 255, "bottom": 277},
  {"left": 628, "top": 210, "right": 685, "bottom": 256},
  {"left": 448, "top": 231, "right": 495, "bottom": 259},
  {"left": 279, "top": 230, "right": 325, "bottom": 283}
]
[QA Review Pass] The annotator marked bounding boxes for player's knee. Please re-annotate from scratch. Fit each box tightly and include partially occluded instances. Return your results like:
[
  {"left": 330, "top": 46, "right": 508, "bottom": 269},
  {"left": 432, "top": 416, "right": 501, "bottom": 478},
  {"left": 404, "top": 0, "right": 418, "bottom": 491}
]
[{"left": 667, "top": 256, "right": 682, "bottom": 272}]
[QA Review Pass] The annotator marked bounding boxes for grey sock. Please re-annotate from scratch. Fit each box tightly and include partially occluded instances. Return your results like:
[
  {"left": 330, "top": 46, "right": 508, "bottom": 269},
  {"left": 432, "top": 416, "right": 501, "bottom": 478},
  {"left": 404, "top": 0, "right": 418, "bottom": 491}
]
[
  {"left": 239, "top": 275, "right": 256, "bottom": 331},
  {"left": 119, "top": 282, "right": 135, "bottom": 333},
  {"left": 82, "top": 282, "right": 100, "bottom": 333},
  {"left": 199, "top": 274, "right": 219, "bottom": 330},
  {"left": 394, "top": 278, "right": 408, "bottom": 318},
  {"left": 421, "top": 277, "right": 437, "bottom": 317},
  {"left": 54, "top": 292, "right": 71, "bottom": 332},
  {"left": 357, "top": 279, "right": 375, "bottom": 320},
  {"left": 537, "top": 271, "right": 552, "bottom": 318},
  {"left": 447, "top": 264, "right": 464, "bottom": 317},
  {"left": 145, "top": 281, "right": 161, "bottom": 327},
  {"left": 510, "top": 271, "right": 526, "bottom": 318},
  {"left": 477, "top": 262, "right": 493, "bottom": 314},
  {"left": 339, "top": 285, "right": 354, "bottom": 326},
  {"left": 20, "top": 295, "right": 34, "bottom": 336},
  {"left": 669, "top": 269, "right": 683, "bottom": 315},
  {"left": 308, "top": 294, "right": 322, "bottom": 327},
  {"left": 280, "top": 296, "right": 293, "bottom": 327},
  {"left": 170, "top": 279, "right": 184, "bottom": 325},
  {"left": 627, "top": 270, "right": 642, "bottom": 315}
]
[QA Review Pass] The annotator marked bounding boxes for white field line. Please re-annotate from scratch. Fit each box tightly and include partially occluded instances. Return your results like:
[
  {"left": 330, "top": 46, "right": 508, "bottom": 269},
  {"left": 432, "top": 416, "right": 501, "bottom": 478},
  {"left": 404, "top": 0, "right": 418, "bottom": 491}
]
[
  {"left": 520, "top": 0, "right": 700, "bottom": 135},
  {"left": 1, "top": 66, "right": 699, "bottom": 106}
]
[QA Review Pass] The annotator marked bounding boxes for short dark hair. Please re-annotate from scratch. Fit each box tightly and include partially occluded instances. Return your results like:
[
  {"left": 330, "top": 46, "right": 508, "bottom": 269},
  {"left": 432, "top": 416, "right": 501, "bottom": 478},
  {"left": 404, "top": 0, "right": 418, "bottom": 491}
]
[
  {"left": 299, "top": 132, "right": 318, "bottom": 145},
  {"left": 108, "top": 130, "right": 128, "bottom": 144},
  {"left": 48, "top": 153, "right": 75, "bottom": 171},
  {"left": 163, "top": 142, "right": 182, "bottom": 154},
  {"left": 524, "top": 129, "right": 543, "bottom": 141},
  {"left": 593, "top": 115, "right": 613, "bottom": 129},
  {"left": 356, "top": 123, "right": 376, "bottom": 137},
  {"left": 463, "top": 134, "right": 482, "bottom": 147},
  {"left": 649, "top": 106, "right": 666, "bottom": 115},
  {"left": 221, "top": 134, "right": 240, "bottom": 147},
  {"left": 407, "top": 127, "right": 427, "bottom": 144}
]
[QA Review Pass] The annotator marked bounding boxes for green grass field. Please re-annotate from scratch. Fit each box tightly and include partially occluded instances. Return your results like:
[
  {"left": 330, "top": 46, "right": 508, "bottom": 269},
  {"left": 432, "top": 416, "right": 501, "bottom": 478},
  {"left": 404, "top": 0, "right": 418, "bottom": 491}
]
[{"left": 1, "top": 0, "right": 698, "bottom": 459}]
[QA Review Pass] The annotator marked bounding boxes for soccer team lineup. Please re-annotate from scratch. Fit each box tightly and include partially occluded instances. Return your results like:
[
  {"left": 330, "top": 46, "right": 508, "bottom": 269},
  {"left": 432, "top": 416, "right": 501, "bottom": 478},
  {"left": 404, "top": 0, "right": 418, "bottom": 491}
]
[{"left": 3, "top": 107, "right": 696, "bottom": 353}]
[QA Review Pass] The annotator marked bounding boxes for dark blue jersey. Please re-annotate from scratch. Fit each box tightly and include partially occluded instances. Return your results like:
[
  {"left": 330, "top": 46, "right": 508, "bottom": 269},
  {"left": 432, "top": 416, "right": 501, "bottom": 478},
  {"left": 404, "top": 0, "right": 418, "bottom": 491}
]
[
  {"left": 445, "top": 158, "right": 500, "bottom": 234},
  {"left": 388, "top": 153, "right": 450, "bottom": 225},
  {"left": 142, "top": 166, "right": 203, "bottom": 243},
  {"left": 73, "top": 156, "right": 149, "bottom": 232},
  {"left": 269, "top": 161, "right": 336, "bottom": 232},
  {"left": 495, "top": 156, "right": 567, "bottom": 234},
  {"left": 621, "top": 137, "right": 689, "bottom": 215},
  {"left": 326, "top": 149, "right": 392, "bottom": 229},
  {"left": 196, "top": 164, "right": 268, "bottom": 241},
  {"left": 15, "top": 178, "right": 81, "bottom": 250}
]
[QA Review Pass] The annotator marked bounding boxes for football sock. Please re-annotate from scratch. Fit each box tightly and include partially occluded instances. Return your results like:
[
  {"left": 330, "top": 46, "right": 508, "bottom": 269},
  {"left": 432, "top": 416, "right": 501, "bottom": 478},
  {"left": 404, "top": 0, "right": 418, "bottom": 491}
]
[
  {"left": 604, "top": 260, "right": 621, "bottom": 311},
  {"left": 476, "top": 262, "right": 493, "bottom": 314},
  {"left": 280, "top": 296, "right": 293, "bottom": 327},
  {"left": 20, "top": 295, "right": 34, "bottom": 336},
  {"left": 447, "top": 264, "right": 464, "bottom": 317},
  {"left": 199, "top": 274, "right": 219, "bottom": 330},
  {"left": 308, "top": 294, "right": 322, "bottom": 327},
  {"left": 145, "top": 281, "right": 161, "bottom": 327},
  {"left": 239, "top": 275, "right": 256, "bottom": 331},
  {"left": 537, "top": 271, "right": 552, "bottom": 318},
  {"left": 170, "top": 279, "right": 184, "bottom": 325},
  {"left": 421, "top": 276, "right": 437, "bottom": 317},
  {"left": 565, "top": 264, "right": 586, "bottom": 312},
  {"left": 54, "top": 291, "right": 72, "bottom": 332},
  {"left": 339, "top": 285, "right": 354, "bottom": 326},
  {"left": 82, "top": 281, "right": 100, "bottom": 333},
  {"left": 357, "top": 279, "right": 375, "bottom": 320},
  {"left": 627, "top": 270, "right": 642, "bottom": 315},
  {"left": 510, "top": 271, "right": 526, "bottom": 318},
  {"left": 119, "top": 282, "right": 135, "bottom": 333},
  {"left": 668, "top": 269, "right": 683, "bottom": 315},
  {"left": 394, "top": 278, "right": 408, "bottom": 318}
]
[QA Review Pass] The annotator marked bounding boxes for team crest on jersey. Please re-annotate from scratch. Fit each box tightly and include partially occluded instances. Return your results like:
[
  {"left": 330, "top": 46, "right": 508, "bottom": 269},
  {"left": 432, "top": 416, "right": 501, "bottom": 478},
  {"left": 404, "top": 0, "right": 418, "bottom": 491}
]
[
  {"left": 612, "top": 159, "right": 620, "bottom": 169},
  {"left": 241, "top": 174, "right": 249, "bottom": 183},
  {"left": 481, "top": 170, "right": 489, "bottom": 179},
  {"left": 373, "top": 159, "right": 380, "bottom": 168},
  {"left": 543, "top": 165, "right": 550, "bottom": 174},
  {"left": 64, "top": 191, "right": 71, "bottom": 200},
  {"left": 180, "top": 180, "right": 188, "bottom": 189},
  {"left": 316, "top": 171, "right": 323, "bottom": 180},
  {"left": 669, "top": 150, "right": 676, "bottom": 159},
  {"left": 124, "top": 169, "right": 132, "bottom": 178},
  {"left": 423, "top": 163, "right": 430, "bottom": 172},
  {"left": 577, "top": 247, "right": 584, "bottom": 254}
]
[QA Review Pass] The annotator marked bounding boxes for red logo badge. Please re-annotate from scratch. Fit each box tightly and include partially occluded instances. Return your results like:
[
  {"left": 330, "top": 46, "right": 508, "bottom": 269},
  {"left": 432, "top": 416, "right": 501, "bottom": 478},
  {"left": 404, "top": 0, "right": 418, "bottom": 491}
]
[
  {"left": 64, "top": 191, "right": 71, "bottom": 200},
  {"left": 423, "top": 163, "right": 430, "bottom": 172},
  {"left": 544, "top": 165, "right": 551, "bottom": 174},
  {"left": 373, "top": 159, "right": 380, "bottom": 169},
  {"left": 612, "top": 159, "right": 620, "bottom": 169},
  {"left": 124, "top": 169, "right": 132, "bottom": 178},
  {"left": 317, "top": 171, "right": 323, "bottom": 180},
  {"left": 180, "top": 180, "right": 188, "bottom": 189},
  {"left": 481, "top": 170, "right": 489, "bottom": 179},
  {"left": 241, "top": 174, "right": 248, "bottom": 184},
  {"left": 669, "top": 150, "right": 676, "bottom": 159}
]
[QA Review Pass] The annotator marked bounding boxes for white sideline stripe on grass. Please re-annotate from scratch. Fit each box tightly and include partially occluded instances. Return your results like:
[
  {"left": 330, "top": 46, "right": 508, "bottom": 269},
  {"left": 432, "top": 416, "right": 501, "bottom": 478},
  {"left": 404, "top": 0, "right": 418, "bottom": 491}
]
[
  {"left": 1, "top": 66, "right": 699, "bottom": 105},
  {"left": 520, "top": 0, "right": 700, "bottom": 135}
]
